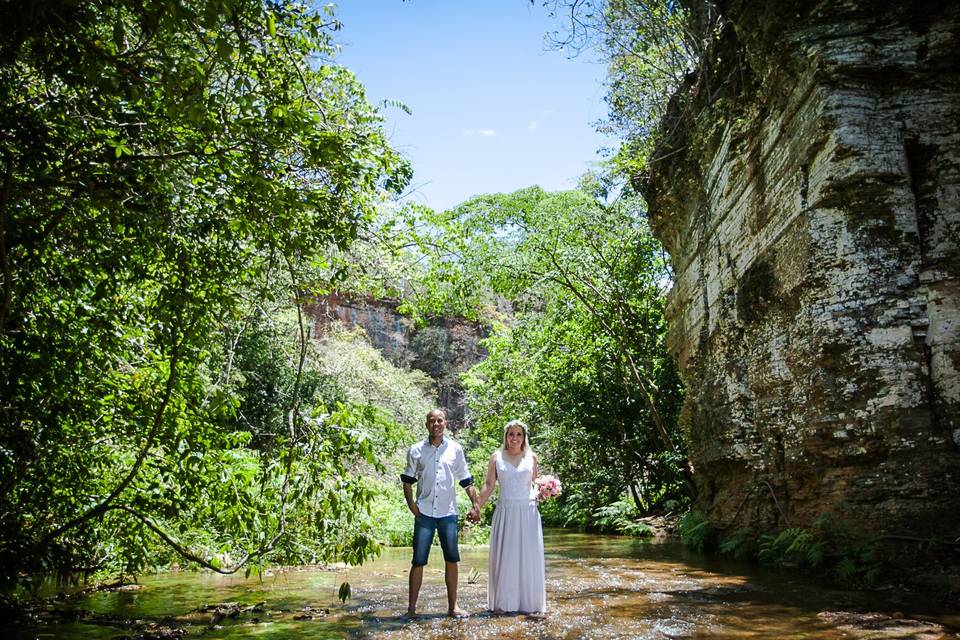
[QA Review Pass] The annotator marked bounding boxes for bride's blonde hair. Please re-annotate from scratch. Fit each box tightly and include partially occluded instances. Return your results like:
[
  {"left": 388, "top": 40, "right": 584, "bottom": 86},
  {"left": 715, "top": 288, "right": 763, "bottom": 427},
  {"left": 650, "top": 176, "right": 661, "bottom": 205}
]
[{"left": 501, "top": 419, "right": 532, "bottom": 456}]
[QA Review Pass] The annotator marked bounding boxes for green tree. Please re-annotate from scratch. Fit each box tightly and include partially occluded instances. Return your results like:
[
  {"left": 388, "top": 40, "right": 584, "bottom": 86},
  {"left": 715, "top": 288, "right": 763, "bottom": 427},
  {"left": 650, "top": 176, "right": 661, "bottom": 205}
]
[
  {"left": 370, "top": 184, "right": 689, "bottom": 522},
  {"left": 542, "top": 0, "right": 720, "bottom": 180},
  {"left": 0, "top": 0, "right": 409, "bottom": 582}
]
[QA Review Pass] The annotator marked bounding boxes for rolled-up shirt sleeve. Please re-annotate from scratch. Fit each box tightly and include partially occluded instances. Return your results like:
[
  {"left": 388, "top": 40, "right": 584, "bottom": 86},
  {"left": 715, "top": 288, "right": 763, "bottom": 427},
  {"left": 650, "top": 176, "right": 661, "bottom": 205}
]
[
  {"left": 453, "top": 444, "right": 473, "bottom": 488},
  {"left": 400, "top": 445, "right": 418, "bottom": 485}
]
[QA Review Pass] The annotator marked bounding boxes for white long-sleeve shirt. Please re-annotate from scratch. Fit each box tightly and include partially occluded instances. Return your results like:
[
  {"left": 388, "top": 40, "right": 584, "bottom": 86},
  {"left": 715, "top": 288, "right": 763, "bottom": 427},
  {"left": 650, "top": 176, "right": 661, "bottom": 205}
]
[{"left": 401, "top": 436, "right": 473, "bottom": 517}]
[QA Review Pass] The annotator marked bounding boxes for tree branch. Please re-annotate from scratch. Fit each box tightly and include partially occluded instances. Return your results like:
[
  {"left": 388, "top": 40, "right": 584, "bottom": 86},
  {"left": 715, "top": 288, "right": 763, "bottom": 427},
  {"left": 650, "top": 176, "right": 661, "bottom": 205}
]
[
  {"left": 105, "top": 504, "right": 283, "bottom": 574},
  {"left": 33, "top": 341, "right": 182, "bottom": 553},
  {"left": 543, "top": 246, "right": 692, "bottom": 497}
]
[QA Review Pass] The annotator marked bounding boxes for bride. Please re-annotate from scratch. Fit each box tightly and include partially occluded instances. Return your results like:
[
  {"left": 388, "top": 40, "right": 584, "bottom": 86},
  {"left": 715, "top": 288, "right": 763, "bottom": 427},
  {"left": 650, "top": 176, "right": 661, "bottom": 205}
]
[{"left": 473, "top": 420, "right": 546, "bottom": 615}]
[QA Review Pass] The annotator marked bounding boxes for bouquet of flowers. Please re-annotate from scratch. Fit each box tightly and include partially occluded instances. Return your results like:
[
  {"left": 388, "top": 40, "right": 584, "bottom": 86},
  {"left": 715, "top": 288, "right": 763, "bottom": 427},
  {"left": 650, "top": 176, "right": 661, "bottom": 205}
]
[{"left": 534, "top": 474, "right": 562, "bottom": 502}]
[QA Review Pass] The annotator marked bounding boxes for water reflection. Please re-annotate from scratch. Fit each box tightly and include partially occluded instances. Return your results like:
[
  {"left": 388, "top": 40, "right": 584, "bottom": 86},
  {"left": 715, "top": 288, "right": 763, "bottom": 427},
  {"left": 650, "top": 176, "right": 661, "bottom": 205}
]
[{"left": 12, "top": 529, "right": 959, "bottom": 639}]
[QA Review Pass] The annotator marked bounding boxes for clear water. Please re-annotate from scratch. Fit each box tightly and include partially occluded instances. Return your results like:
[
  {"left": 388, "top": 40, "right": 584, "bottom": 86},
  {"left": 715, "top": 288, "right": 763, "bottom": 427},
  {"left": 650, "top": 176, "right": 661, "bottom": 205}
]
[{"left": 12, "top": 529, "right": 960, "bottom": 639}]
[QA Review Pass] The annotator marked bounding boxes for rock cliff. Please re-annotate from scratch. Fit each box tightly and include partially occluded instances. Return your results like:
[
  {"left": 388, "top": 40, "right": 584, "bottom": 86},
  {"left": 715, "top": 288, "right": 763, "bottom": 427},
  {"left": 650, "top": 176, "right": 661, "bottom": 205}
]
[
  {"left": 305, "top": 293, "right": 487, "bottom": 430},
  {"left": 643, "top": 0, "right": 960, "bottom": 544}
]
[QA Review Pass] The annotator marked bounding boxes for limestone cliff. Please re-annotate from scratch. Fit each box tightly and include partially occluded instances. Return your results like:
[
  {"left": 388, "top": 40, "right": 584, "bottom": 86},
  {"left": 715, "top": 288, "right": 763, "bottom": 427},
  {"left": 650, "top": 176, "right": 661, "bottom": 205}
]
[
  {"left": 305, "top": 293, "right": 487, "bottom": 430},
  {"left": 643, "top": 0, "right": 960, "bottom": 544}
]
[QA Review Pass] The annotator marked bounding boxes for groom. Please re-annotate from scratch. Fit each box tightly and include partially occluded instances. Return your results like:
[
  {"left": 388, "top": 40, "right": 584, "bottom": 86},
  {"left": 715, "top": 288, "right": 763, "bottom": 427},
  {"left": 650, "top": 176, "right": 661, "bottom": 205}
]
[{"left": 401, "top": 408, "right": 480, "bottom": 618}]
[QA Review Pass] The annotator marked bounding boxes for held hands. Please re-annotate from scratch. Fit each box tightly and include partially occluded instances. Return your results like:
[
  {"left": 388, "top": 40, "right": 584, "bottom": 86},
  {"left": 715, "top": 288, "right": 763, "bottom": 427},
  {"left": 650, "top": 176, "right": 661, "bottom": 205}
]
[{"left": 467, "top": 504, "right": 481, "bottom": 524}]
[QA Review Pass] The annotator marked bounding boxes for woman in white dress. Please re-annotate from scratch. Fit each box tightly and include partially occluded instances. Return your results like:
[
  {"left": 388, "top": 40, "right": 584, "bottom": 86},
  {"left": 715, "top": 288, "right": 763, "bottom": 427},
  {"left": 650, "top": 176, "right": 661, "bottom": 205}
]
[{"left": 475, "top": 420, "right": 546, "bottom": 615}]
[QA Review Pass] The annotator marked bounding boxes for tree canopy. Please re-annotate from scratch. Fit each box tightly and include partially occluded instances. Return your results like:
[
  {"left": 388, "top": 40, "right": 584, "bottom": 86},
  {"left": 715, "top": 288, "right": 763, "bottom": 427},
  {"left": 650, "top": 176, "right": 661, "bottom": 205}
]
[
  {"left": 542, "top": 0, "right": 720, "bottom": 181},
  {"left": 347, "top": 182, "right": 689, "bottom": 525},
  {"left": 1, "top": 1, "right": 703, "bottom": 585},
  {"left": 0, "top": 0, "right": 410, "bottom": 582}
]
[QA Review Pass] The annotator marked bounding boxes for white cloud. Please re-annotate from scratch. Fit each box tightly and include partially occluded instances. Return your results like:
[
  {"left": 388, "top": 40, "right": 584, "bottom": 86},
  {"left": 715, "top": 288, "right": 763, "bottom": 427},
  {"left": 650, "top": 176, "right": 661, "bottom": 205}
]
[
  {"left": 527, "top": 120, "right": 539, "bottom": 132},
  {"left": 461, "top": 129, "right": 496, "bottom": 137}
]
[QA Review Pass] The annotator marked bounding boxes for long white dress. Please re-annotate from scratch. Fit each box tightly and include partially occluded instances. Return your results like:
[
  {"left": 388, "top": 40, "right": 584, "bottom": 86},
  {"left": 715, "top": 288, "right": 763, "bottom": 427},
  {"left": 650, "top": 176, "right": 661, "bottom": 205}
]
[{"left": 487, "top": 450, "right": 546, "bottom": 613}]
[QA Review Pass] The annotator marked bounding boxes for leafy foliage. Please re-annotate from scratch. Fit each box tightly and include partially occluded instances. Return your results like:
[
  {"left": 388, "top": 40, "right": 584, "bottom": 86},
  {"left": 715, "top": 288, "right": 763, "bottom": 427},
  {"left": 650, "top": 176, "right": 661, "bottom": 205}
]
[
  {"left": 717, "top": 527, "right": 758, "bottom": 561},
  {"left": 362, "top": 483, "right": 415, "bottom": 548},
  {"left": 542, "top": 0, "right": 721, "bottom": 182},
  {"left": 692, "top": 513, "right": 886, "bottom": 588},
  {"left": 313, "top": 327, "right": 435, "bottom": 434},
  {"left": 709, "top": 515, "right": 888, "bottom": 588},
  {"left": 728, "top": 515, "right": 885, "bottom": 588},
  {"left": 592, "top": 498, "right": 654, "bottom": 537},
  {"left": 677, "top": 510, "right": 713, "bottom": 552},
  {"left": 448, "top": 186, "right": 689, "bottom": 523},
  {"left": 0, "top": 0, "right": 411, "bottom": 583},
  {"left": 757, "top": 528, "right": 826, "bottom": 568},
  {"left": 345, "top": 183, "right": 689, "bottom": 531}
]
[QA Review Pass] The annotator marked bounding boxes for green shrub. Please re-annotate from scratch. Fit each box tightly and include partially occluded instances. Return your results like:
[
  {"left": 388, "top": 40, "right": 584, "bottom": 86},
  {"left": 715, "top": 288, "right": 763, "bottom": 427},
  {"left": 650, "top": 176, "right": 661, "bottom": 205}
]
[
  {"left": 718, "top": 514, "right": 884, "bottom": 588},
  {"left": 362, "top": 483, "right": 414, "bottom": 547},
  {"left": 592, "top": 498, "right": 654, "bottom": 537},
  {"left": 458, "top": 516, "right": 491, "bottom": 546},
  {"left": 718, "top": 528, "right": 757, "bottom": 561},
  {"left": 360, "top": 481, "right": 491, "bottom": 547},
  {"left": 758, "top": 527, "right": 826, "bottom": 568},
  {"left": 678, "top": 510, "right": 713, "bottom": 552}
]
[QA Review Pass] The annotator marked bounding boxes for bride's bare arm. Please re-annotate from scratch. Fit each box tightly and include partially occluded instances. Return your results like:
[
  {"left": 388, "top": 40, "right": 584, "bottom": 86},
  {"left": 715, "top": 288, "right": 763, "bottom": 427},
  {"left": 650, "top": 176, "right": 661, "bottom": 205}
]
[{"left": 476, "top": 453, "right": 498, "bottom": 508}]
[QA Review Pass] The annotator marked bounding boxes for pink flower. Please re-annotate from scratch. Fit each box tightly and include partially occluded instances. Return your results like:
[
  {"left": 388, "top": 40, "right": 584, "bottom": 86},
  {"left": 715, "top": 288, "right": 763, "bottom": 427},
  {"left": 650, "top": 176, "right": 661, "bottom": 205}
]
[{"left": 534, "top": 474, "right": 562, "bottom": 502}]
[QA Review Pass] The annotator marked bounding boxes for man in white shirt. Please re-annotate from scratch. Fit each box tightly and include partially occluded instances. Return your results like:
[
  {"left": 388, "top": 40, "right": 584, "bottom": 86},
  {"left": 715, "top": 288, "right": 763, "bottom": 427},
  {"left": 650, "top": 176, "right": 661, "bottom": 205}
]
[{"left": 401, "top": 408, "right": 480, "bottom": 618}]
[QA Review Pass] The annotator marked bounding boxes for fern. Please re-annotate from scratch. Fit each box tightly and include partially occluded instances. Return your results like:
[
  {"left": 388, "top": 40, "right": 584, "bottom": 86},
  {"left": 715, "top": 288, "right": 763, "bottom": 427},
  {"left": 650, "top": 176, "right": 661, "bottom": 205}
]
[
  {"left": 757, "top": 532, "right": 784, "bottom": 565},
  {"left": 747, "top": 515, "right": 885, "bottom": 587},
  {"left": 718, "top": 528, "right": 756, "bottom": 560},
  {"left": 678, "top": 511, "right": 712, "bottom": 552},
  {"left": 836, "top": 557, "right": 858, "bottom": 583},
  {"left": 592, "top": 498, "right": 653, "bottom": 537}
]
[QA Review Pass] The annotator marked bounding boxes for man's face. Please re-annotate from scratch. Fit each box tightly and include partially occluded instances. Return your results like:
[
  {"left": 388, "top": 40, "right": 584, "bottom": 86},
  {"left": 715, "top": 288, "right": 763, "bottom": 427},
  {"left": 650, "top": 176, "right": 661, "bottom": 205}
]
[{"left": 426, "top": 411, "right": 446, "bottom": 440}]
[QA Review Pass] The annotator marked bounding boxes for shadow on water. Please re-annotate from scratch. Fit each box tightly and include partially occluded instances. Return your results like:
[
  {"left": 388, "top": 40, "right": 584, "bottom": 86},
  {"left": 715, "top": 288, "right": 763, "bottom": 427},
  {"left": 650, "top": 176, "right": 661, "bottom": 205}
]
[{"left": 11, "top": 529, "right": 960, "bottom": 639}]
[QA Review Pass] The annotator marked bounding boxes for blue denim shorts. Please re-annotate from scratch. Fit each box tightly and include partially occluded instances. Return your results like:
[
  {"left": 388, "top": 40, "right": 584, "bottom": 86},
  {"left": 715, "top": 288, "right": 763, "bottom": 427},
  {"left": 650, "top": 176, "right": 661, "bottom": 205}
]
[{"left": 411, "top": 514, "right": 460, "bottom": 566}]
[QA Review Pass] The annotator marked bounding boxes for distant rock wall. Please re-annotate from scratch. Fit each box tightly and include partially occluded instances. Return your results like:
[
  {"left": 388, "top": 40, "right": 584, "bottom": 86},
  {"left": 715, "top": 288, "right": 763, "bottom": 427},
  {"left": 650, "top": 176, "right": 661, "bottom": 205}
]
[
  {"left": 643, "top": 0, "right": 960, "bottom": 542},
  {"left": 305, "top": 293, "right": 487, "bottom": 430}
]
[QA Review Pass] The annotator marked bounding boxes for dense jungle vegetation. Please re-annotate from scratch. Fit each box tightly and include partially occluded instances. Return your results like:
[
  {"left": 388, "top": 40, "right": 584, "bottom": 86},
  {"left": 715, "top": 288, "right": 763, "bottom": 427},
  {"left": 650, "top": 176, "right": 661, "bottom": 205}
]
[
  {"left": 1, "top": 0, "right": 706, "bottom": 591},
  {"left": 344, "top": 183, "right": 688, "bottom": 531}
]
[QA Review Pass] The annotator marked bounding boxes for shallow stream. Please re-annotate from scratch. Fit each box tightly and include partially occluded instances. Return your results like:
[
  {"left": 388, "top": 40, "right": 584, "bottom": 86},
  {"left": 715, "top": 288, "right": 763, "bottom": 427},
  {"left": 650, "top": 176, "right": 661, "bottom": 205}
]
[{"left": 13, "top": 530, "right": 960, "bottom": 639}]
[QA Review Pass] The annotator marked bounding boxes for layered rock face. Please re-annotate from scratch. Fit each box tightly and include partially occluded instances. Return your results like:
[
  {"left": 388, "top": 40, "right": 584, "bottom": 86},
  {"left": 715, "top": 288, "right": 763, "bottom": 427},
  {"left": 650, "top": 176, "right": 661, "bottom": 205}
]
[
  {"left": 644, "top": 0, "right": 960, "bottom": 540},
  {"left": 306, "top": 293, "right": 487, "bottom": 430}
]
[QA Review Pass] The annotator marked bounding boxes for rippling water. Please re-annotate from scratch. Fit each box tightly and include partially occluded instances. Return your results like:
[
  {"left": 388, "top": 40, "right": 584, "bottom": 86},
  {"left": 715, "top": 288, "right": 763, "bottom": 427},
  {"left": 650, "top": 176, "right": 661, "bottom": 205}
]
[{"left": 12, "top": 530, "right": 960, "bottom": 639}]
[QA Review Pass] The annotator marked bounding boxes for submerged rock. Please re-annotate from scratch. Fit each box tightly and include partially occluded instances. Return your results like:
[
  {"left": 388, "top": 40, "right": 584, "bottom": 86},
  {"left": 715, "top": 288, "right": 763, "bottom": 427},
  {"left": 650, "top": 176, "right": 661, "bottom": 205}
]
[{"left": 818, "top": 611, "right": 951, "bottom": 639}]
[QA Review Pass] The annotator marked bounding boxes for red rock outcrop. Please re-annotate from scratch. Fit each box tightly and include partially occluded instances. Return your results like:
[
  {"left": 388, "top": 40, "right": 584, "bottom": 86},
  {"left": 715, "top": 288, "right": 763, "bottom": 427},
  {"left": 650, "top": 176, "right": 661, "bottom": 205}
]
[{"left": 305, "top": 293, "right": 487, "bottom": 430}]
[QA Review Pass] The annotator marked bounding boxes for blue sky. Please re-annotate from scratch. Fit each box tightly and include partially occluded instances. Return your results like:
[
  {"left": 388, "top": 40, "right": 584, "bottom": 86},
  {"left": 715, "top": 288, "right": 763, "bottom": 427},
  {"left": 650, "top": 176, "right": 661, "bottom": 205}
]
[{"left": 332, "top": 1, "right": 611, "bottom": 212}]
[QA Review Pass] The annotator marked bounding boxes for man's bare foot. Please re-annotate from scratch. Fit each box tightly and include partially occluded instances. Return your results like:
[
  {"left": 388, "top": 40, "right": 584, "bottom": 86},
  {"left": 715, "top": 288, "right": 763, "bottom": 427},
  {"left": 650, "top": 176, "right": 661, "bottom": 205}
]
[
  {"left": 491, "top": 608, "right": 506, "bottom": 615},
  {"left": 448, "top": 607, "right": 469, "bottom": 618},
  {"left": 526, "top": 611, "right": 546, "bottom": 620},
  {"left": 403, "top": 609, "right": 418, "bottom": 620}
]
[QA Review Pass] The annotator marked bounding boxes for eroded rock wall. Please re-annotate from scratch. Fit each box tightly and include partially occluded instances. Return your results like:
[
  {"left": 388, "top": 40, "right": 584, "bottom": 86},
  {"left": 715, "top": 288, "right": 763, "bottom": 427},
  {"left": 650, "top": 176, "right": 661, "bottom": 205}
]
[
  {"left": 306, "top": 293, "right": 487, "bottom": 430},
  {"left": 644, "top": 0, "right": 960, "bottom": 540}
]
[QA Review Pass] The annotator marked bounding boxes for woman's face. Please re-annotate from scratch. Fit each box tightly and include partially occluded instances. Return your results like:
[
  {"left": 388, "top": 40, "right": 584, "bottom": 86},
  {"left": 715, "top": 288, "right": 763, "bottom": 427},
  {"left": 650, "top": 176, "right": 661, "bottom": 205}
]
[{"left": 505, "top": 426, "right": 525, "bottom": 452}]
